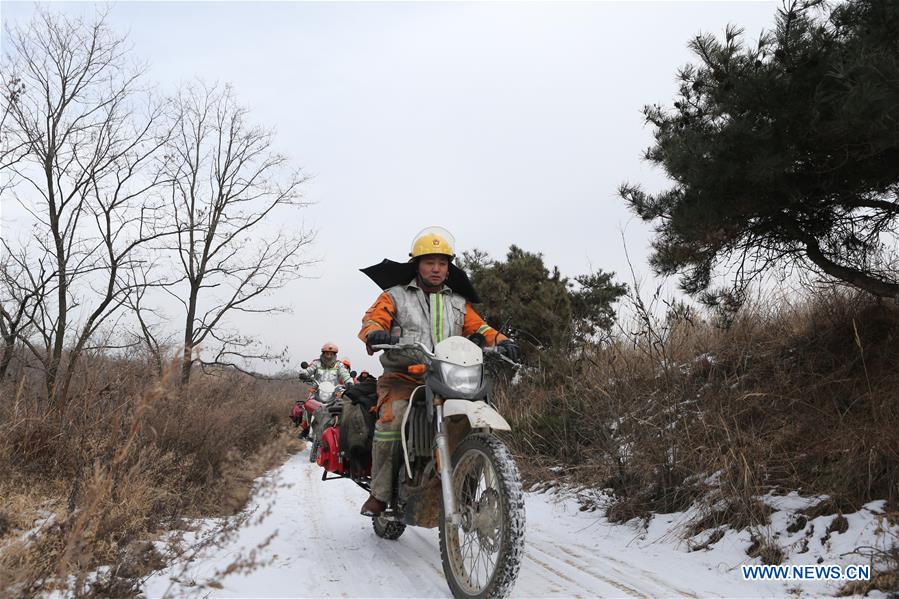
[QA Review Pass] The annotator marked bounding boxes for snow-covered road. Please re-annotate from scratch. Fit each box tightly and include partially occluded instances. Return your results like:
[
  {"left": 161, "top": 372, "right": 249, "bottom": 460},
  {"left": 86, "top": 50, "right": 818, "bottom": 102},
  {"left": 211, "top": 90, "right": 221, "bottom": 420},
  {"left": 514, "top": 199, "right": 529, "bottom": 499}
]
[{"left": 142, "top": 448, "right": 826, "bottom": 598}]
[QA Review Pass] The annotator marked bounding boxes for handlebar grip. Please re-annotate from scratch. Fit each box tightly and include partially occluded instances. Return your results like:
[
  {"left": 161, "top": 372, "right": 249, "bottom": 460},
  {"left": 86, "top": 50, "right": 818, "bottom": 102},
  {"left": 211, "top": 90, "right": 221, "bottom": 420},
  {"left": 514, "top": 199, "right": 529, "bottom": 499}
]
[
  {"left": 483, "top": 346, "right": 521, "bottom": 366},
  {"left": 371, "top": 342, "right": 411, "bottom": 351}
]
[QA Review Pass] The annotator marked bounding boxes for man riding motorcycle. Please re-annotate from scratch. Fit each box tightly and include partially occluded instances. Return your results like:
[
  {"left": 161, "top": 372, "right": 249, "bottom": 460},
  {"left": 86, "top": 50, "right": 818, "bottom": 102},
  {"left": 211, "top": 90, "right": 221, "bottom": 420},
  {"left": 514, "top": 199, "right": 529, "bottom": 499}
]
[
  {"left": 357, "top": 226, "right": 521, "bottom": 517},
  {"left": 298, "top": 343, "right": 354, "bottom": 438}
]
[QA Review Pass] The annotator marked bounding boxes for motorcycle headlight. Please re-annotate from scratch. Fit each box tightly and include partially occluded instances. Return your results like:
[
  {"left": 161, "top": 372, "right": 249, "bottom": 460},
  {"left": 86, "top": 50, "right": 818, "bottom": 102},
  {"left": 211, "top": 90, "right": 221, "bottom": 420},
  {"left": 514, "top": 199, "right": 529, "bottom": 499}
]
[{"left": 437, "top": 361, "right": 483, "bottom": 395}]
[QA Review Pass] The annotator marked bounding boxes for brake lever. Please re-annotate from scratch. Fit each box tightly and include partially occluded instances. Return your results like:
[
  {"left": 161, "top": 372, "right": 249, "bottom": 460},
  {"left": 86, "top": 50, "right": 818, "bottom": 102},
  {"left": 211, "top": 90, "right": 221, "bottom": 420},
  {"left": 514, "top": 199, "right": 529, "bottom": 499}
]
[
  {"left": 498, "top": 354, "right": 521, "bottom": 368},
  {"left": 484, "top": 347, "right": 522, "bottom": 368}
]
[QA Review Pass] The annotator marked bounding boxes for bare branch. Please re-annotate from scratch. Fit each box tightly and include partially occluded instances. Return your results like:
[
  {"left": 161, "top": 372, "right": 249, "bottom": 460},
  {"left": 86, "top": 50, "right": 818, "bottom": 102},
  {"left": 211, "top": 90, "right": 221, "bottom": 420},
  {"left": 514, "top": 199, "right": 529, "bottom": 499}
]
[{"left": 164, "top": 82, "right": 314, "bottom": 385}]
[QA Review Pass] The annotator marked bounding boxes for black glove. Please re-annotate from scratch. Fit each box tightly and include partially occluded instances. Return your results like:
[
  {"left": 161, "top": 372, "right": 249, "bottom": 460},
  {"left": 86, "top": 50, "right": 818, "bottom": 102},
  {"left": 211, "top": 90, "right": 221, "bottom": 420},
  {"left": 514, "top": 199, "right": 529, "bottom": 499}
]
[
  {"left": 300, "top": 361, "right": 309, "bottom": 369},
  {"left": 366, "top": 330, "right": 398, "bottom": 348},
  {"left": 467, "top": 332, "right": 486, "bottom": 348},
  {"left": 497, "top": 340, "right": 521, "bottom": 362}
]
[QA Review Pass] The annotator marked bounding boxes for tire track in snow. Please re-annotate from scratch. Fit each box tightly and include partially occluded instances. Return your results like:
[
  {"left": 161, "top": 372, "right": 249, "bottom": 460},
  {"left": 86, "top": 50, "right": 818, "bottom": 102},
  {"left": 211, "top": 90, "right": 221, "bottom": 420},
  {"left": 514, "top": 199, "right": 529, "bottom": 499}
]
[
  {"left": 517, "top": 552, "right": 589, "bottom": 598},
  {"left": 301, "top": 455, "right": 327, "bottom": 541},
  {"left": 526, "top": 507, "right": 701, "bottom": 598},
  {"left": 300, "top": 446, "right": 448, "bottom": 597},
  {"left": 592, "top": 547, "right": 701, "bottom": 598},
  {"left": 526, "top": 514, "right": 645, "bottom": 596},
  {"left": 297, "top": 449, "right": 411, "bottom": 596},
  {"left": 539, "top": 536, "right": 700, "bottom": 598},
  {"left": 369, "top": 528, "right": 449, "bottom": 597},
  {"left": 400, "top": 528, "right": 448, "bottom": 581},
  {"left": 525, "top": 542, "right": 643, "bottom": 597}
]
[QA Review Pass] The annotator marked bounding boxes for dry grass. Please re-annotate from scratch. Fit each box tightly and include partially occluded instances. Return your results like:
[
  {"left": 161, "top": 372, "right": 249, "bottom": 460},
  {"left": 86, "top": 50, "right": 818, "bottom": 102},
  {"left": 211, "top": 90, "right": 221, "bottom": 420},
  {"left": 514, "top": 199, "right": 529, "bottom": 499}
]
[
  {"left": 0, "top": 357, "right": 301, "bottom": 597},
  {"left": 496, "top": 288, "right": 899, "bottom": 531}
]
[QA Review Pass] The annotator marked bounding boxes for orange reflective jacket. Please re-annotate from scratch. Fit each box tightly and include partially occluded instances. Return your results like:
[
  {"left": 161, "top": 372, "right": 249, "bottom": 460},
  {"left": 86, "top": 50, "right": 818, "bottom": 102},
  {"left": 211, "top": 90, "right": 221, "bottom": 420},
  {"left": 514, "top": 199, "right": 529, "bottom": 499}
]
[{"left": 359, "top": 285, "right": 507, "bottom": 361}]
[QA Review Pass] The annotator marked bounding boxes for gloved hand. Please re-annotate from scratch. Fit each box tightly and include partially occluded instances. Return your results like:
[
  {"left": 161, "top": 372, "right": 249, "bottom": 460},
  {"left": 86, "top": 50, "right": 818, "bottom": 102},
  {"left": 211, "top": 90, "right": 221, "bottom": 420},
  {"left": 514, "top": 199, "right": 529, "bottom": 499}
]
[
  {"left": 300, "top": 361, "right": 309, "bottom": 369},
  {"left": 497, "top": 340, "right": 521, "bottom": 362},
  {"left": 467, "top": 332, "right": 486, "bottom": 348},
  {"left": 366, "top": 330, "right": 399, "bottom": 349}
]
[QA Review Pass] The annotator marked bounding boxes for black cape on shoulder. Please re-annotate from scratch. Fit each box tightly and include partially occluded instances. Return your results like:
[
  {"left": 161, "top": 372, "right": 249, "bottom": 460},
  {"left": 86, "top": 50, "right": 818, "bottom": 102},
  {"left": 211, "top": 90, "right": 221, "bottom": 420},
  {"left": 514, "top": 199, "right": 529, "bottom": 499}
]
[{"left": 360, "top": 259, "right": 481, "bottom": 303}]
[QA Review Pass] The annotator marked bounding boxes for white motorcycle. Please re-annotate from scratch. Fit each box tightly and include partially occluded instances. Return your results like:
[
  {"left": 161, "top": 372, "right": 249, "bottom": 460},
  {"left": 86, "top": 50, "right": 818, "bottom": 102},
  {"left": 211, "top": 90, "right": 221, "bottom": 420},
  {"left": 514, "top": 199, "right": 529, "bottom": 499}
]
[{"left": 366, "top": 336, "right": 526, "bottom": 599}]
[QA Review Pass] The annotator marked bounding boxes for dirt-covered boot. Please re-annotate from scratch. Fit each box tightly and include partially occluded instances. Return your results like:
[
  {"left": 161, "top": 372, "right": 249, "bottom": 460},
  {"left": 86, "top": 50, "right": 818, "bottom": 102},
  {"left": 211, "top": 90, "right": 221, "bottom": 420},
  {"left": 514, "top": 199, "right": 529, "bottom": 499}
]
[{"left": 360, "top": 495, "right": 387, "bottom": 517}]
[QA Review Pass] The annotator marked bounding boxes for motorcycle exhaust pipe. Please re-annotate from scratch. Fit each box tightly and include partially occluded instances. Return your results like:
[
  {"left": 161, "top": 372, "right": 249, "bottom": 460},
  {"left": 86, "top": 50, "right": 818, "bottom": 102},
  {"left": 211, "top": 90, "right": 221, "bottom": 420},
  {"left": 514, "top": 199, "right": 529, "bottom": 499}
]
[{"left": 435, "top": 404, "right": 462, "bottom": 526}]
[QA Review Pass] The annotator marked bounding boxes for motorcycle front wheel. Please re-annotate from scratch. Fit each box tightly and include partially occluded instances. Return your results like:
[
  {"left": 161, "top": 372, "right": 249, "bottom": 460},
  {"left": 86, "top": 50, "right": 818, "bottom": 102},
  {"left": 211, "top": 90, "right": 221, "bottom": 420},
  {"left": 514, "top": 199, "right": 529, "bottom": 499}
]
[{"left": 438, "top": 433, "right": 525, "bottom": 599}]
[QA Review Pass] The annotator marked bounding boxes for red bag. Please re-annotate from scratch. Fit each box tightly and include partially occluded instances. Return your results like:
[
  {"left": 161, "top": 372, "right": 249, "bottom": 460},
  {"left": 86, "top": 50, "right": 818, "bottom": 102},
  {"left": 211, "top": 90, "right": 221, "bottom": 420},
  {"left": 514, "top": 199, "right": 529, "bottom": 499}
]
[
  {"left": 317, "top": 426, "right": 344, "bottom": 474},
  {"left": 290, "top": 403, "right": 302, "bottom": 424}
]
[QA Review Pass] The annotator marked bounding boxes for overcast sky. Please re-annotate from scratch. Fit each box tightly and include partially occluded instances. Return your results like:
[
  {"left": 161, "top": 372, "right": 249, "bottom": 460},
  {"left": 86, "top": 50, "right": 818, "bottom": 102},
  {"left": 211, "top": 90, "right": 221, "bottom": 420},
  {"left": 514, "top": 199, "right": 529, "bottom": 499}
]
[{"left": 1, "top": 1, "right": 779, "bottom": 373}]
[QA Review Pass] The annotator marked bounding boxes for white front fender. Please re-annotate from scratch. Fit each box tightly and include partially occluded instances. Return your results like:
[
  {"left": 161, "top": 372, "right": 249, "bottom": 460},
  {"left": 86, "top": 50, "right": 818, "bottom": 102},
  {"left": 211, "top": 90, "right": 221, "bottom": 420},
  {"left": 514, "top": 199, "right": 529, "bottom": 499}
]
[{"left": 443, "top": 399, "right": 511, "bottom": 431}]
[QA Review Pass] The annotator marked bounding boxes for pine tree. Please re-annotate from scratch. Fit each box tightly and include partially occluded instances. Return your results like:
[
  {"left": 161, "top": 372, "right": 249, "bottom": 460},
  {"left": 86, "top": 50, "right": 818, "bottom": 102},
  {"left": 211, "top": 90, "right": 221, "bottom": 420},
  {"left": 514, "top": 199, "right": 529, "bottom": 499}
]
[
  {"left": 460, "top": 246, "right": 626, "bottom": 356},
  {"left": 620, "top": 0, "right": 899, "bottom": 298}
]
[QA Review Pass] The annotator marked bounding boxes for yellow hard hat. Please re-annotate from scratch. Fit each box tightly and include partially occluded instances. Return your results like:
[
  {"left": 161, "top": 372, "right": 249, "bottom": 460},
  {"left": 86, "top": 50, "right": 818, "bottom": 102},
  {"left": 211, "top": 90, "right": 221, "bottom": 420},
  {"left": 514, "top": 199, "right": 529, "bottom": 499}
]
[{"left": 410, "top": 226, "right": 455, "bottom": 259}]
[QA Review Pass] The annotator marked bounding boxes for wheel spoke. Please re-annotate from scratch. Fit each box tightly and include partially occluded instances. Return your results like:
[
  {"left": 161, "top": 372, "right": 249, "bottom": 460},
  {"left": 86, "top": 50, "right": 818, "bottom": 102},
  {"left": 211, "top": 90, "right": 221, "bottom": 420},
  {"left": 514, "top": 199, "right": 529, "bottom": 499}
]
[{"left": 465, "top": 535, "right": 474, "bottom": 560}]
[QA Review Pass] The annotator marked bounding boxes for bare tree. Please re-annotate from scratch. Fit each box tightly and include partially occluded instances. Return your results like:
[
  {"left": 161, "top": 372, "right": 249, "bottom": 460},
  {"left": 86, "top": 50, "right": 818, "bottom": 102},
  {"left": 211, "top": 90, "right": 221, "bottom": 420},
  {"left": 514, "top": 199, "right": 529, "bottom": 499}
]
[
  {"left": 0, "top": 243, "right": 54, "bottom": 379},
  {"left": 162, "top": 83, "right": 312, "bottom": 385},
  {"left": 1, "top": 9, "right": 172, "bottom": 408}
]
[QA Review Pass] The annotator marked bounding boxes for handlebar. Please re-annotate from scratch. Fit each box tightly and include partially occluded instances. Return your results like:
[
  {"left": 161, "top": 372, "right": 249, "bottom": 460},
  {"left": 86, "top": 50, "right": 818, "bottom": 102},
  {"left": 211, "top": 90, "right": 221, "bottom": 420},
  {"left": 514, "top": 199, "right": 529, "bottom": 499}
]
[
  {"left": 371, "top": 342, "right": 433, "bottom": 356},
  {"left": 301, "top": 378, "right": 347, "bottom": 392},
  {"left": 371, "top": 342, "right": 521, "bottom": 366}
]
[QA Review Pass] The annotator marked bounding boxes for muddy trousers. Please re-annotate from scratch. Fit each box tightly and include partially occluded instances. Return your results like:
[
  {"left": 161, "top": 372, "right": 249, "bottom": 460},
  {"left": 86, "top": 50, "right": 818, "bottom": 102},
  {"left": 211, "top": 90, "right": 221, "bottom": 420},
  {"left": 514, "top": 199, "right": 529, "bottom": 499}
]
[{"left": 370, "top": 399, "right": 409, "bottom": 504}]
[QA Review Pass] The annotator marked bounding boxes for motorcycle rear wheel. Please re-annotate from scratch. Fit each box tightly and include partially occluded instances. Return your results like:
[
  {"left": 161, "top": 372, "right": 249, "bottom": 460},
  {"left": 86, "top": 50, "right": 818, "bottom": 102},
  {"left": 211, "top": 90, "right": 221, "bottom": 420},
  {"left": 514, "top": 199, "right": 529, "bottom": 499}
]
[
  {"left": 438, "top": 433, "right": 525, "bottom": 599},
  {"left": 372, "top": 516, "right": 406, "bottom": 540}
]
